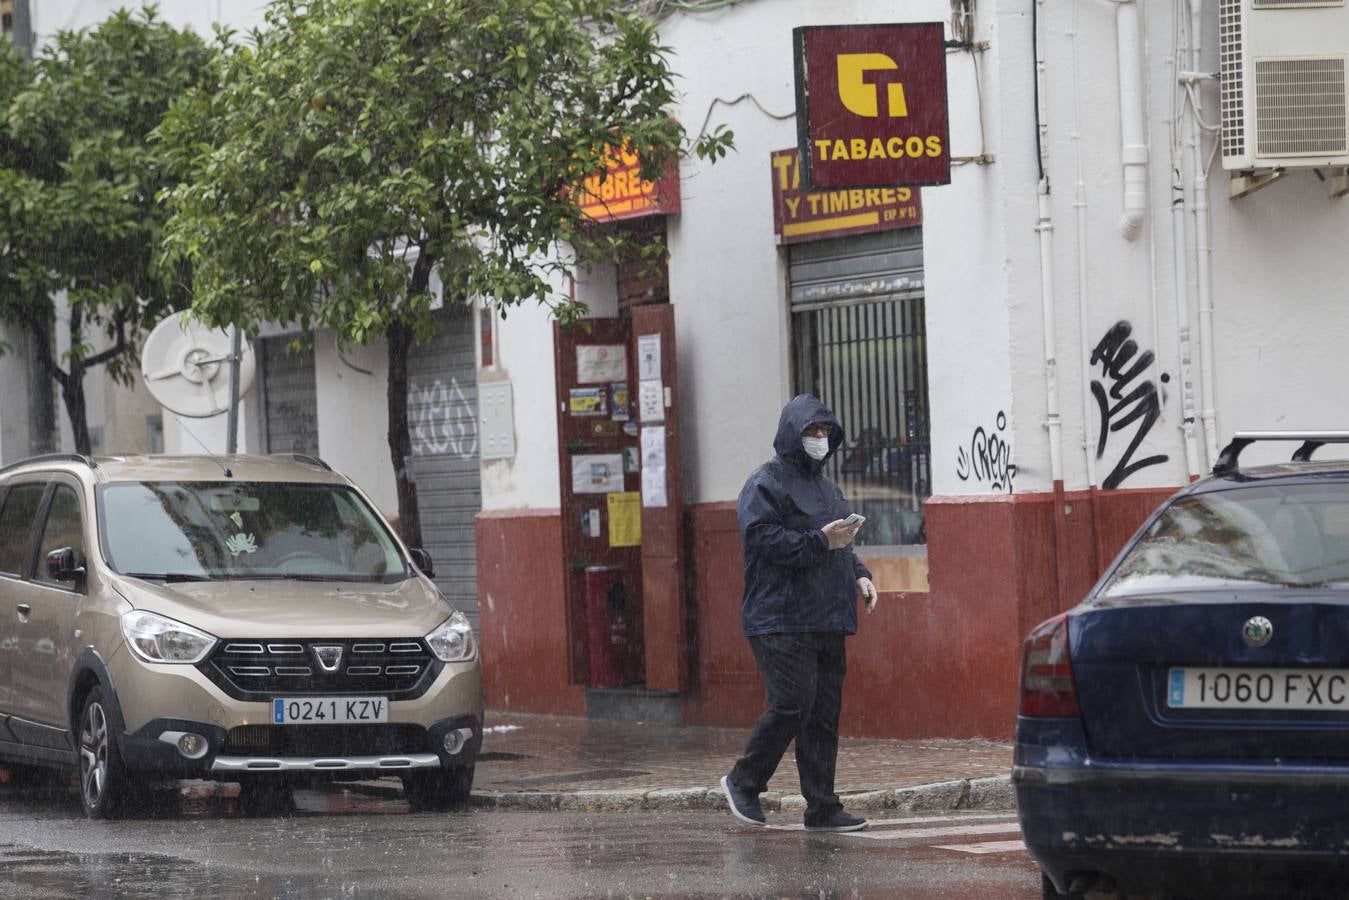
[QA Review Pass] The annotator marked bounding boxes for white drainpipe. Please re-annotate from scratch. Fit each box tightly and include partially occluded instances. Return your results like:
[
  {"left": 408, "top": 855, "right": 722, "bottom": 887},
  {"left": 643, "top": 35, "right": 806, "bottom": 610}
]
[
  {"left": 1189, "top": 0, "right": 1220, "bottom": 466},
  {"left": 1036, "top": 0, "right": 1064, "bottom": 488},
  {"left": 1171, "top": 10, "right": 1202, "bottom": 480},
  {"left": 1117, "top": 0, "right": 1148, "bottom": 240}
]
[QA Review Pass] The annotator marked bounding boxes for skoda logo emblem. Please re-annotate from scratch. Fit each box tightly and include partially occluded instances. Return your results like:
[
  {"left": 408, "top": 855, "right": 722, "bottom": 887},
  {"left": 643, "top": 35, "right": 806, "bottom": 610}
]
[
  {"left": 1242, "top": 616, "right": 1273, "bottom": 648},
  {"left": 313, "top": 645, "right": 344, "bottom": 673}
]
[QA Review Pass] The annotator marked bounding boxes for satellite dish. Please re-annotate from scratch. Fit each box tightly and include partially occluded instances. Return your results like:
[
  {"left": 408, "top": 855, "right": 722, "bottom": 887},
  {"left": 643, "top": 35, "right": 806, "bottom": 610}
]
[{"left": 141, "top": 311, "right": 255, "bottom": 418}]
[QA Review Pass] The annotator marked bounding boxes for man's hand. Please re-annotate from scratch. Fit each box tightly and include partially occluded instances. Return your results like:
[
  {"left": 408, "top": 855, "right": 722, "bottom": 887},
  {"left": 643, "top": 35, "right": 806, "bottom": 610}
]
[
  {"left": 857, "top": 577, "right": 878, "bottom": 613},
  {"left": 822, "top": 518, "right": 860, "bottom": 550}
]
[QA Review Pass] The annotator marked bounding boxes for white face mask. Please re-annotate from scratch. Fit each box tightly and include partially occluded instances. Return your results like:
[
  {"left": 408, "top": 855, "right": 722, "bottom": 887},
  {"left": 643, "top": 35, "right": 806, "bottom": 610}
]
[{"left": 802, "top": 435, "right": 830, "bottom": 460}]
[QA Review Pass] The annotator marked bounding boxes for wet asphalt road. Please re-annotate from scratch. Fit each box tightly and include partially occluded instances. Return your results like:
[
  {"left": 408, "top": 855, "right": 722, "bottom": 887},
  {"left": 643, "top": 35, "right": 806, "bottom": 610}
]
[{"left": 0, "top": 780, "right": 1041, "bottom": 899}]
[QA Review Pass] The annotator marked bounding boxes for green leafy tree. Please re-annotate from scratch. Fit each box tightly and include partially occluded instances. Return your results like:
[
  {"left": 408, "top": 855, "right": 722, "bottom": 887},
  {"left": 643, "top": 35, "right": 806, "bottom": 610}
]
[
  {"left": 159, "top": 0, "right": 731, "bottom": 546},
  {"left": 0, "top": 7, "right": 216, "bottom": 454}
]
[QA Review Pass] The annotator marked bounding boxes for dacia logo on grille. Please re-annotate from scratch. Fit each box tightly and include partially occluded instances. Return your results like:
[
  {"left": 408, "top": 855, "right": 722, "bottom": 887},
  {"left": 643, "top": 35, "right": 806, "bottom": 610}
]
[
  {"left": 1243, "top": 616, "right": 1274, "bottom": 648},
  {"left": 313, "top": 645, "right": 344, "bottom": 672}
]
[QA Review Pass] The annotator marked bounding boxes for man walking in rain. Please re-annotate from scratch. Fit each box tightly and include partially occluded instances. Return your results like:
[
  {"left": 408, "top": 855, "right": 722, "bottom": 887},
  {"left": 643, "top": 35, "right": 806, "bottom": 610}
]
[{"left": 720, "top": 394, "right": 878, "bottom": 832}]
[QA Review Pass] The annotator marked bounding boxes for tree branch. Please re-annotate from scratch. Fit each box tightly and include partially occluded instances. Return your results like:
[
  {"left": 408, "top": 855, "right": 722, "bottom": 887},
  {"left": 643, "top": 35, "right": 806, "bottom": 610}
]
[{"left": 82, "top": 306, "right": 129, "bottom": 370}]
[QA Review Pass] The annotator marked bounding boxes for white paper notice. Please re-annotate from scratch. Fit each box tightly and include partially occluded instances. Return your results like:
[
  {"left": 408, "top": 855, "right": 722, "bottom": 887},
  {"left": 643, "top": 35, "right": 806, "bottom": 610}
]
[
  {"left": 639, "top": 379, "right": 664, "bottom": 422},
  {"left": 637, "top": 334, "right": 661, "bottom": 381},
  {"left": 641, "top": 426, "right": 667, "bottom": 507},
  {"left": 571, "top": 453, "right": 625, "bottom": 494},
  {"left": 576, "top": 344, "right": 627, "bottom": 384}
]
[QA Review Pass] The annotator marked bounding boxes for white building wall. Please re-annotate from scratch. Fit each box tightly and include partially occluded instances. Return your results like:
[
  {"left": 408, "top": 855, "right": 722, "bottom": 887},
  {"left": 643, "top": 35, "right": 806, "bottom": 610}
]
[
  {"left": 313, "top": 332, "right": 397, "bottom": 513},
  {"left": 998, "top": 0, "right": 1349, "bottom": 496},
  {"left": 659, "top": 0, "right": 954, "bottom": 506}
]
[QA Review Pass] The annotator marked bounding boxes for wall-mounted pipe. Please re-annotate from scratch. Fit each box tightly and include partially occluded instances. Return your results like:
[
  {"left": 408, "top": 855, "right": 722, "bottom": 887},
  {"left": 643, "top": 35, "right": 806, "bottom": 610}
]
[
  {"left": 1117, "top": 0, "right": 1148, "bottom": 240},
  {"left": 1171, "top": 14, "right": 1202, "bottom": 480},
  {"left": 1034, "top": 0, "right": 1070, "bottom": 611},
  {"left": 1187, "top": 0, "right": 1220, "bottom": 466},
  {"left": 1034, "top": 1, "right": 1064, "bottom": 490}
]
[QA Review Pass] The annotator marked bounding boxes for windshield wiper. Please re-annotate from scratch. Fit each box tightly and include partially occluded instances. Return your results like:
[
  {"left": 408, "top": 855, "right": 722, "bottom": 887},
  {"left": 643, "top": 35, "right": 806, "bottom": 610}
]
[
  {"left": 234, "top": 573, "right": 390, "bottom": 583},
  {"left": 121, "top": 571, "right": 215, "bottom": 583}
]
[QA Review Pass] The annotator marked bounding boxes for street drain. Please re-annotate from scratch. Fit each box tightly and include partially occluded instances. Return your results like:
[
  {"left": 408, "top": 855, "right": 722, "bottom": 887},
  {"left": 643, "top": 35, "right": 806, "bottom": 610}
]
[
  {"left": 500, "top": 768, "right": 650, "bottom": 787},
  {"left": 478, "top": 751, "right": 531, "bottom": 761}
]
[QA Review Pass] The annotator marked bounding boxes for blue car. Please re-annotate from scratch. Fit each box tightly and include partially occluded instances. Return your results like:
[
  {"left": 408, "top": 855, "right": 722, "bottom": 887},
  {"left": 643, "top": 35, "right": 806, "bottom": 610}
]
[{"left": 1016, "top": 432, "right": 1349, "bottom": 899}]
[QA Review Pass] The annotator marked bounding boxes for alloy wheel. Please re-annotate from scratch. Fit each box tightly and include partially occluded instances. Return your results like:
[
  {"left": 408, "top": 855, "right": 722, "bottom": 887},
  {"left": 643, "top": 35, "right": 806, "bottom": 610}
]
[{"left": 79, "top": 700, "right": 109, "bottom": 811}]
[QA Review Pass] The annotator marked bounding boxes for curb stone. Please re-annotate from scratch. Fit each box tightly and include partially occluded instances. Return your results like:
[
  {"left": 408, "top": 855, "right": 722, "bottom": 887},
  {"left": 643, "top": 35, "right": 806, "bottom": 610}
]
[{"left": 344, "top": 775, "right": 1017, "bottom": 814}]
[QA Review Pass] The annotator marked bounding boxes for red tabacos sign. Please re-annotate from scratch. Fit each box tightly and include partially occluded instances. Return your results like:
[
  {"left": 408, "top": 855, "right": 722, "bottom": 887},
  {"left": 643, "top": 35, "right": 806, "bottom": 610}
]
[
  {"left": 793, "top": 23, "right": 950, "bottom": 189},
  {"left": 575, "top": 143, "right": 681, "bottom": 223},
  {"left": 770, "top": 148, "right": 922, "bottom": 244}
]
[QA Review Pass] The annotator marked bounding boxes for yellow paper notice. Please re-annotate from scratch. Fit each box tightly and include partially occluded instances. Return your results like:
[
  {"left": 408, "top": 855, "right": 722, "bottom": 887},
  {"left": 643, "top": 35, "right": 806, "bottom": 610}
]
[{"left": 607, "top": 491, "right": 641, "bottom": 548}]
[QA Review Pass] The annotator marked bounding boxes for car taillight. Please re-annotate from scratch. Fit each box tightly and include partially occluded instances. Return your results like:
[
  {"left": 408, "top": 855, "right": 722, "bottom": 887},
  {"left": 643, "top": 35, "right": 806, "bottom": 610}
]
[{"left": 1018, "top": 613, "right": 1080, "bottom": 717}]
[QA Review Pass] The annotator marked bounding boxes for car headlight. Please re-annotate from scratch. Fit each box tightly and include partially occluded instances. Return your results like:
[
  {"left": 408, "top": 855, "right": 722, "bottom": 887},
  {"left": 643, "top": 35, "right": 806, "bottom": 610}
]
[
  {"left": 426, "top": 611, "right": 475, "bottom": 662},
  {"left": 121, "top": 611, "right": 217, "bottom": 664}
]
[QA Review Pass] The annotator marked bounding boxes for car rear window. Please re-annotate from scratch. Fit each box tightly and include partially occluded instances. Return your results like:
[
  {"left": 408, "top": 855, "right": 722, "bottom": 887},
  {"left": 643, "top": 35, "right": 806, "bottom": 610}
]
[{"left": 1102, "top": 482, "right": 1349, "bottom": 597}]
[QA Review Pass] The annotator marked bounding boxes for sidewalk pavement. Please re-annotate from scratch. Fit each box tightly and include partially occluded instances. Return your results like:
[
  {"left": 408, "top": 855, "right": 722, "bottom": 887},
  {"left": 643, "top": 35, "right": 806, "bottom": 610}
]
[{"left": 454, "top": 712, "right": 1015, "bottom": 815}]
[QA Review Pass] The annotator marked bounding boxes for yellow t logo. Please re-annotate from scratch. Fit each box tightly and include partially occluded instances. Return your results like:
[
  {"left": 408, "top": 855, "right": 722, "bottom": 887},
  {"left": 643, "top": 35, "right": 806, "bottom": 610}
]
[{"left": 837, "top": 53, "right": 909, "bottom": 118}]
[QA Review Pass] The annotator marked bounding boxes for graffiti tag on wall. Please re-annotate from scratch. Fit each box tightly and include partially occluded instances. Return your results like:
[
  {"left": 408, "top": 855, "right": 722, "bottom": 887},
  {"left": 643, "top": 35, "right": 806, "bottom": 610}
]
[
  {"left": 1091, "top": 320, "right": 1168, "bottom": 489},
  {"left": 410, "top": 377, "right": 479, "bottom": 459},
  {"left": 956, "top": 410, "right": 1016, "bottom": 493}
]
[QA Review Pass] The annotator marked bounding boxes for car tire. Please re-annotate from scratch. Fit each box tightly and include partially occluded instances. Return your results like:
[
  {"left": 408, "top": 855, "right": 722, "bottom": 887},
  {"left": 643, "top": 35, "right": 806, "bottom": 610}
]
[
  {"left": 1040, "top": 873, "right": 1086, "bottom": 900},
  {"left": 78, "top": 687, "right": 130, "bottom": 819},
  {"left": 402, "top": 765, "right": 474, "bottom": 812}
]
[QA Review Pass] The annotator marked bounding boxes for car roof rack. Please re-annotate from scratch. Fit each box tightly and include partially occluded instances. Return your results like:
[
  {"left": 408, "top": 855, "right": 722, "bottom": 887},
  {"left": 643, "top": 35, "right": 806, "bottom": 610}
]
[
  {"left": 1213, "top": 431, "right": 1349, "bottom": 476},
  {"left": 273, "top": 453, "right": 332, "bottom": 471},
  {"left": 0, "top": 453, "right": 98, "bottom": 478}
]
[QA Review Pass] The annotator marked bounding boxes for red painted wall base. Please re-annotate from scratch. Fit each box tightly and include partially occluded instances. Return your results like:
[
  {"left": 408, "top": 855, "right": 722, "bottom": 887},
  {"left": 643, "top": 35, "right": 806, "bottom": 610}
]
[{"left": 475, "top": 509, "right": 584, "bottom": 716}]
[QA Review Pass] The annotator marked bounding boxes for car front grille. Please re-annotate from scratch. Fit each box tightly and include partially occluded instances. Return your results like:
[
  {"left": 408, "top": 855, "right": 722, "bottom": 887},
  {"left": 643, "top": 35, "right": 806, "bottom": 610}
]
[
  {"left": 200, "top": 638, "right": 442, "bottom": 701},
  {"left": 221, "top": 724, "right": 433, "bottom": 757}
]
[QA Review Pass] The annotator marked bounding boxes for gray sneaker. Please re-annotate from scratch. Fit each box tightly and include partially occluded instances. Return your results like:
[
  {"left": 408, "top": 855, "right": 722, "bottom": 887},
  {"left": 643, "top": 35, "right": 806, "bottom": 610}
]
[
  {"left": 720, "top": 775, "right": 766, "bottom": 826},
  {"left": 803, "top": 809, "right": 867, "bottom": 832}
]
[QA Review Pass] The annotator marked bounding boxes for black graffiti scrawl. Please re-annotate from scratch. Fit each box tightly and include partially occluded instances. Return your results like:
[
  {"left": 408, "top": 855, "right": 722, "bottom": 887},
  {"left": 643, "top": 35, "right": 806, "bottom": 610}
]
[
  {"left": 1091, "top": 320, "right": 1169, "bottom": 489},
  {"left": 956, "top": 410, "right": 1016, "bottom": 493}
]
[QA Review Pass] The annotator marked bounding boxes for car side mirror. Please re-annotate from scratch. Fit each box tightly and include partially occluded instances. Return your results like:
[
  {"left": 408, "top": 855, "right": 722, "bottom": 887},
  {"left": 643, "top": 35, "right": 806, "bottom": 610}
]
[
  {"left": 46, "top": 547, "right": 84, "bottom": 584},
  {"left": 409, "top": 548, "right": 435, "bottom": 578}
]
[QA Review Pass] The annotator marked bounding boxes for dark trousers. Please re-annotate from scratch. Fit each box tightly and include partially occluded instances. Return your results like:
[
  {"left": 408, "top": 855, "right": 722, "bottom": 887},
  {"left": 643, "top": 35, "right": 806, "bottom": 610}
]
[{"left": 728, "top": 632, "right": 846, "bottom": 822}]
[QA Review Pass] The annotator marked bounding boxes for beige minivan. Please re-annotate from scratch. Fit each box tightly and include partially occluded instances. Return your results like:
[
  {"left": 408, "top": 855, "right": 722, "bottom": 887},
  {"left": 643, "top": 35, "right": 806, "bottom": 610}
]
[{"left": 0, "top": 453, "right": 482, "bottom": 818}]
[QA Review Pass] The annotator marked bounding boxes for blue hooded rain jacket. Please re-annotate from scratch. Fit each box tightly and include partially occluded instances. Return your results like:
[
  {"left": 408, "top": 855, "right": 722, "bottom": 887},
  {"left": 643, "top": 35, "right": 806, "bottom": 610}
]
[{"left": 736, "top": 394, "right": 871, "bottom": 637}]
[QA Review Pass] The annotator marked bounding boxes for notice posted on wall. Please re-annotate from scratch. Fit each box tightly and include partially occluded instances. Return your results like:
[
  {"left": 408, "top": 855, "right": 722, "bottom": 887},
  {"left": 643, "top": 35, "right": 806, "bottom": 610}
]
[
  {"left": 572, "top": 453, "right": 625, "bottom": 494},
  {"left": 569, "top": 387, "right": 607, "bottom": 416},
  {"left": 576, "top": 345, "right": 627, "bottom": 384},
  {"left": 607, "top": 491, "right": 641, "bottom": 547},
  {"left": 637, "top": 333, "right": 661, "bottom": 381},
  {"left": 582, "top": 508, "right": 601, "bottom": 538},
  {"left": 641, "top": 426, "right": 667, "bottom": 507},
  {"left": 639, "top": 379, "right": 664, "bottom": 422}
]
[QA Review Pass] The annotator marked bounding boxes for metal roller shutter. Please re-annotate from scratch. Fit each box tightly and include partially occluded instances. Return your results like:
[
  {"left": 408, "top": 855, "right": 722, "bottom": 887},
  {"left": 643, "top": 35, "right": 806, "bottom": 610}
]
[{"left": 407, "top": 304, "right": 482, "bottom": 625}]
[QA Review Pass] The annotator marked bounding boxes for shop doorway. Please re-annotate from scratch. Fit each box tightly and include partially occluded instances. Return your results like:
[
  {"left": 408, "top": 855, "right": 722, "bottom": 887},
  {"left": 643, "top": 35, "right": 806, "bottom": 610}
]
[{"left": 552, "top": 305, "right": 686, "bottom": 694}]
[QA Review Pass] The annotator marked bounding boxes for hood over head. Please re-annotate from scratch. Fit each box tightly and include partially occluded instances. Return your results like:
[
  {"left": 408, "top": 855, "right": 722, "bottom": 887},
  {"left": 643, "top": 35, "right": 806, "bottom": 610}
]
[{"left": 773, "top": 394, "right": 843, "bottom": 469}]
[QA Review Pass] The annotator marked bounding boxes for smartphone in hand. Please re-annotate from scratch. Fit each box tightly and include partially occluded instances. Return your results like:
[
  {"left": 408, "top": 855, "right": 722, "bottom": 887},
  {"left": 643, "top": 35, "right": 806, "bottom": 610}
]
[{"left": 843, "top": 513, "right": 866, "bottom": 527}]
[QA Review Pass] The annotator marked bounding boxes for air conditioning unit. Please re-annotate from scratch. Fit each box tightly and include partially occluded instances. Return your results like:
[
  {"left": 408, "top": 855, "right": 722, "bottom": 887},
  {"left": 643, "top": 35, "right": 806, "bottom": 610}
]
[{"left": 1220, "top": 0, "right": 1349, "bottom": 170}]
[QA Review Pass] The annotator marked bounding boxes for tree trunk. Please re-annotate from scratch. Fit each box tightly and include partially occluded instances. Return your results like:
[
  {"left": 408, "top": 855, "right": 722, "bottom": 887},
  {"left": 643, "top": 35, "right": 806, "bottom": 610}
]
[
  {"left": 23, "top": 315, "right": 58, "bottom": 455},
  {"left": 62, "top": 363, "right": 91, "bottom": 455},
  {"left": 387, "top": 318, "right": 423, "bottom": 549}
]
